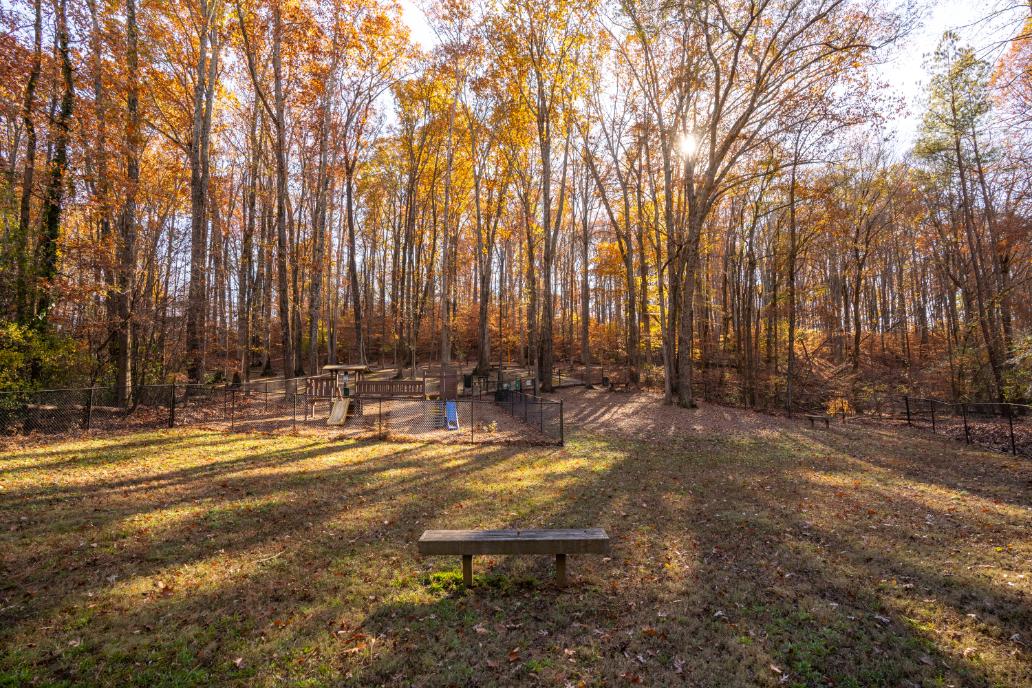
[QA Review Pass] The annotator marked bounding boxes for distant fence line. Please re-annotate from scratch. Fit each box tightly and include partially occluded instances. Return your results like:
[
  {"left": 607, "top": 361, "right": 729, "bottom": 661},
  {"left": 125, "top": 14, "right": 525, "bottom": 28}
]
[
  {"left": 829, "top": 395, "right": 1031, "bottom": 457},
  {"left": 900, "top": 396, "right": 1029, "bottom": 456},
  {"left": 0, "top": 377, "right": 563, "bottom": 446}
]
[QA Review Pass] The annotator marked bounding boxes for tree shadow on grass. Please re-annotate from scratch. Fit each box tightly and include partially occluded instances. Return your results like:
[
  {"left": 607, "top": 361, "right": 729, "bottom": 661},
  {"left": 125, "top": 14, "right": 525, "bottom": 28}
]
[
  {"left": 1, "top": 425, "right": 1028, "bottom": 687},
  {"left": 1, "top": 434, "right": 559, "bottom": 684},
  {"left": 793, "top": 420, "right": 1032, "bottom": 510},
  {"left": 0, "top": 431, "right": 253, "bottom": 468},
  {"left": 351, "top": 427, "right": 1027, "bottom": 687}
]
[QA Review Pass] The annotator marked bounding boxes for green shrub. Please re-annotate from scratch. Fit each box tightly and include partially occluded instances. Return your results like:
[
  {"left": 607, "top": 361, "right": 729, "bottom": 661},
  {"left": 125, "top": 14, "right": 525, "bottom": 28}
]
[{"left": 0, "top": 320, "right": 86, "bottom": 391}]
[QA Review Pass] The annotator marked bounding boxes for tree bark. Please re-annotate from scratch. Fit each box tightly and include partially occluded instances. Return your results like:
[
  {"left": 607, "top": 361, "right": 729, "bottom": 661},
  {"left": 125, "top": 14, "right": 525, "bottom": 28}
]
[{"left": 34, "top": 0, "right": 74, "bottom": 330}]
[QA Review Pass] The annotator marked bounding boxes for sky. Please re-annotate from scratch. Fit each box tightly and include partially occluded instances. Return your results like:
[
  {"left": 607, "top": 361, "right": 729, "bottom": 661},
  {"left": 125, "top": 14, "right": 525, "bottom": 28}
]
[
  {"left": 875, "top": 0, "right": 1028, "bottom": 147},
  {"left": 397, "top": 0, "right": 1028, "bottom": 151}
]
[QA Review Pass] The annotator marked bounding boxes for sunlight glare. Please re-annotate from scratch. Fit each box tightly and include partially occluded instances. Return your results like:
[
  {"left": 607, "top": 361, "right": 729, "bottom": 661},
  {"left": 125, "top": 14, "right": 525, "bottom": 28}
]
[{"left": 678, "top": 132, "right": 699, "bottom": 159}]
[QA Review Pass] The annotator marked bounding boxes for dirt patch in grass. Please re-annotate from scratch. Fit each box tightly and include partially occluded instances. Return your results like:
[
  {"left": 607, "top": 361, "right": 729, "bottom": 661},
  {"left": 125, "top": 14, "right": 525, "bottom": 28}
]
[
  {"left": 552, "top": 387, "right": 786, "bottom": 439},
  {"left": 1, "top": 400, "right": 1029, "bottom": 687}
]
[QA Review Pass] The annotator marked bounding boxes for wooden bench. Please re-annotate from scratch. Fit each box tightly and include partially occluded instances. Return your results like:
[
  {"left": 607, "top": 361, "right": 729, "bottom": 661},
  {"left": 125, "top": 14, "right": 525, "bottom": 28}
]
[
  {"left": 418, "top": 528, "right": 610, "bottom": 587},
  {"left": 606, "top": 369, "right": 634, "bottom": 392},
  {"left": 583, "top": 366, "right": 605, "bottom": 388},
  {"left": 804, "top": 414, "right": 831, "bottom": 428}
]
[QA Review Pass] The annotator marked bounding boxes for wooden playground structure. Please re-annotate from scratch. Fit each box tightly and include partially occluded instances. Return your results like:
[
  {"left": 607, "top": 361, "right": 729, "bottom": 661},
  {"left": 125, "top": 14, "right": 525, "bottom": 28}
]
[{"left": 304, "top": 366, "right": 462, "bottom": 432}]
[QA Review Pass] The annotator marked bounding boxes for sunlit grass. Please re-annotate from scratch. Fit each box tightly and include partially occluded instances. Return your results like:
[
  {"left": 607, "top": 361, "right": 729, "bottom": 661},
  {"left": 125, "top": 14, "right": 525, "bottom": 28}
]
[{"left": 1, "top": 424, "right": 1029, "bottom": 687}]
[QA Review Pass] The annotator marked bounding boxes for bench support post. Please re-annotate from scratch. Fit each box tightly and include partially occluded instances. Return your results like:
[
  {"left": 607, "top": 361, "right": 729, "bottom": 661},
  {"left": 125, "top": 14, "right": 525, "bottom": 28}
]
[
  {"left": 555, "top": 553, "right": 567, "bottom": 587},
  {"left": 461, "top": 555, "right": 473, "bottom": 587}
]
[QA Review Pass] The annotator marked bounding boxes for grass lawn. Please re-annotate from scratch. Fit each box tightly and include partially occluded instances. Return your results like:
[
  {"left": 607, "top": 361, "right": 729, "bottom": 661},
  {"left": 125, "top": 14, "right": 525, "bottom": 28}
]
[{"left": 1, "top": 406, "right": 1030, "bottom": 687}]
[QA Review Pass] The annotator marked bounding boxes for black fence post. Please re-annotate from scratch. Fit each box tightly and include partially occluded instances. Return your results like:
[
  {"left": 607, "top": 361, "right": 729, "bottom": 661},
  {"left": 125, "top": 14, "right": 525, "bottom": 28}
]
[
  {"left": 264, "top": 381, "right": 269, "bottom": 412},
  {"left": 904, "top": 396, "right": 911, "bottom": 426},
  {"left": 83, "top": 387, "right": 94, "bottom": 430},
  {"left": 470, "top": 399, "right": 475, "bottom": 443},
  {"left": 961, "top": 403, "right": 970, "bottom": 444},
  {"left": 560, "top": 399, "right": 564, "bottom": 446},
  {"left": 292, "top": 394, "right": 297, "bottom": 432},
  {"left": 169, "top": 383, "right": 176, "bottom": 428},
  {"left": 1007, "top": 406, "right": 1016, "bottom": 455},
  {"left": 230, "top": 390, "right": 236, "bottom": 431},
  {"left": 930, "top": 400, "right": 936, "bottom": 433}
]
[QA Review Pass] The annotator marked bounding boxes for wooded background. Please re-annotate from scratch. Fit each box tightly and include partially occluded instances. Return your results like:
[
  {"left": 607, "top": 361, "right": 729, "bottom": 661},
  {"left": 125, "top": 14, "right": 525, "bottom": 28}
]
[{"left": 1, "top": 0, "right": 1030, "bottom": 411}]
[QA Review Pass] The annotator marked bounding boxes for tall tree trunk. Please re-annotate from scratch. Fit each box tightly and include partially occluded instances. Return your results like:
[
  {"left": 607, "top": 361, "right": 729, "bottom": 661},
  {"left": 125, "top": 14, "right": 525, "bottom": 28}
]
[
  {"left": 677, "top": 203, "right": 703, "bottom": 409},
  {"left": 86, "top": 0, "right": 117, "bottom": 386},
  {"left": 34, "top": 0, "right": 74, "bottom": 331},
  {"left": 114, "top": 0, "right": 141, "bottom": 403},
  {"left": 344, "top": 160, "right": 365, "bottom": 363},
  {"left": 185, "top": 0, "right": 217, "bottom": 382},
  {"left": 272, "top": 2, "right": 293, "bottom": 378},
  {"left": 953, "top": 128, "right": 1005, "bottom": 402},
  {"left": 307, "top": 74, "right": 335, "bottom": 375},
  {"left": 15, "top": 0, "right": 42, "bottom": 324},
  {"left": 580, "top": 166, "right": 591, "bottom": 366},
  {"left": 786, "top": 157, "right": 799, "bottom": 413},
  {"left": 440, "top": 71, "right": 462, "bottom": 368},
  {"left": 238, "top": 108, "right": 259, "bottom": 380}
]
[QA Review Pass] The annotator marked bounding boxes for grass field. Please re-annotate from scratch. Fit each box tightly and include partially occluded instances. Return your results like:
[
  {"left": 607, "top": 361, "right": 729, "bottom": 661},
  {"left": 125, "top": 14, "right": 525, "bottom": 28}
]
[{"left": 1, "top": 401, "right": 1030, "bottom": 687}]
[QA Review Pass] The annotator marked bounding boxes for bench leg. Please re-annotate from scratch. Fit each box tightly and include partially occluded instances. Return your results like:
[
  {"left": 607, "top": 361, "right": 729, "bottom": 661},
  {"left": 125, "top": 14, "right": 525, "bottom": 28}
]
[
  {"left": 461, "top": 555, "right": 473, "bottom": 587},
  {"left": 823, "top": 418, "right": 829, "bottom": 428},
  {"left": 555, "top": 553, "right": 567, "bottom": 587}
]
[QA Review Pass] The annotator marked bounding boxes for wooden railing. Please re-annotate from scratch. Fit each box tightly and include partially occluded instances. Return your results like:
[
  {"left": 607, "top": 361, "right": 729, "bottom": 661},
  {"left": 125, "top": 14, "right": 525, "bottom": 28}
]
[
  {"left": 355, "top": 379, "right": 426, "bottom": 398},
  {"left": 305, "top": 377, "right": 338, "bottom": 398}
]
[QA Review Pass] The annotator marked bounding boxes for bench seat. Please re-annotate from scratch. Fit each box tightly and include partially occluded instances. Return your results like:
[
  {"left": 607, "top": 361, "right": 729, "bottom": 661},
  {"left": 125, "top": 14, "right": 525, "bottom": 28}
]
[
  {"left": 606, "top": 371, "right": 634, "bottom": 391},
  {"left": 418, "top": 528, "right": 609, "bottom": 586}
]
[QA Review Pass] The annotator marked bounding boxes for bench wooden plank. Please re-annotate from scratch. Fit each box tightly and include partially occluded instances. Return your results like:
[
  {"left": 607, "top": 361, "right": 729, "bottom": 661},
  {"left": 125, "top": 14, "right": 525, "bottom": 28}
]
[
  {"left": 804, "top": 414, "right": 831, "bottom": 428},
  {"left": 418, "top": 528, "right": 609, "bottom": 556},
  {"left": 419, "top": 528, "right": 609, "bottom": 587}
]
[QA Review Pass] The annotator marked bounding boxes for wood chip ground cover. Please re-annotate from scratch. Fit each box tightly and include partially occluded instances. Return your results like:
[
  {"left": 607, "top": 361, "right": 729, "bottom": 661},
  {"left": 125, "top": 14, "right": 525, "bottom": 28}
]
[{"left": 0, "top": 392, "right": 1029, "bottom": 687}]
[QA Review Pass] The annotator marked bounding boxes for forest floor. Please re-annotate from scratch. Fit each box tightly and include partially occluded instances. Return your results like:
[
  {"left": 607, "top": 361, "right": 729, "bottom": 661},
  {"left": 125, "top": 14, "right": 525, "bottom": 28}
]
[{"left": 1, "top": 393, "right": 1030, "bottom": 687}]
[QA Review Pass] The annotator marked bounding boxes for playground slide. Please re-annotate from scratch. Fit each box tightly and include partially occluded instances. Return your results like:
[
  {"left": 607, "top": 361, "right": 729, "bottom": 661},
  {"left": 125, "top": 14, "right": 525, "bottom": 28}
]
[
  {"left": 445, "top": 400, "right": 459, "bottom": 430},
  {"left": 327, "top": 399, "right": 350, "bottom": 426}
]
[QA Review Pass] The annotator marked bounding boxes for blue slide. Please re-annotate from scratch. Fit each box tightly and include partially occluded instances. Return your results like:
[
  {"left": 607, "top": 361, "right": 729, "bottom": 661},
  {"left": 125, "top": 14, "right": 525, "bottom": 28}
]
[{"left": 445, "top": 400, "right": 459, "bottom": 430}]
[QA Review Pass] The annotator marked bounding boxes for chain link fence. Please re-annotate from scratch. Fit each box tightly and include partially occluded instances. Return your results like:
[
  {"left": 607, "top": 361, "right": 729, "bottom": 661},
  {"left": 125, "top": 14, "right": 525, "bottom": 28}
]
[
  {"left": 826, "top": 395, "right": 1031, "bottom": 458},
  {"left": 490, "top": 388, "right": 563, "bottom": 444},
  {"left": 0, "top": 378, "right": 563, "bottom": 446}
]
